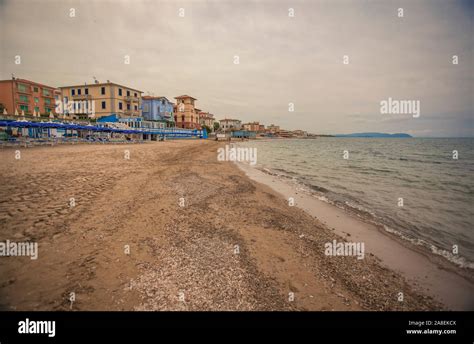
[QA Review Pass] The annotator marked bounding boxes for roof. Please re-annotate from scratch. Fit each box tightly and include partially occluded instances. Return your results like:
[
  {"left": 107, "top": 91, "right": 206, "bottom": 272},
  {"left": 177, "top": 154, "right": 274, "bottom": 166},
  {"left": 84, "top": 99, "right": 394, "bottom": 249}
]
[
  {"left": 175, "top": 95, "right": 197, "bottom": 100},
  {"left": 220, "top": 118, "right": 241, "bottom": 122},
  {"left": 59, "top": 81, "right": 143, "bottom": 93},
  {"left": 0, "top": 78, "right": 56, "bottom": 90},
  {"left": 142, "top": 96, "right": 171, "bottom": 102}
]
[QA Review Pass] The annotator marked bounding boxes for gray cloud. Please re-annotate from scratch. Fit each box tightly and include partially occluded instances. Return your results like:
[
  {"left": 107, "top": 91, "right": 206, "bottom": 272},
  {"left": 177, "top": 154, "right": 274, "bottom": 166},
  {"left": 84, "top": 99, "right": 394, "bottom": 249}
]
[{"left": 1, "top": 0, "right": 472, "bottom": 137}]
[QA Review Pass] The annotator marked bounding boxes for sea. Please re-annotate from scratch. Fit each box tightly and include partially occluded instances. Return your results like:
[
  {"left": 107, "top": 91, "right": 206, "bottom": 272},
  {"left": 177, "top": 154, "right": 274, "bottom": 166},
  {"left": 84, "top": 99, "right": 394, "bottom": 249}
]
[{"left": 238, "top": 138, "right": 474, "bottom": 270}]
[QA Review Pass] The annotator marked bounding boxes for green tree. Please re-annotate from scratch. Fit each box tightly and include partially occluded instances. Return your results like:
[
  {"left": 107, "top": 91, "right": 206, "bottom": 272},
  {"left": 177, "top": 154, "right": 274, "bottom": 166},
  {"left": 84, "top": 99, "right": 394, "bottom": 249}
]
[{"left": 213, "top": 122, "right": 220, "bottom": 132}]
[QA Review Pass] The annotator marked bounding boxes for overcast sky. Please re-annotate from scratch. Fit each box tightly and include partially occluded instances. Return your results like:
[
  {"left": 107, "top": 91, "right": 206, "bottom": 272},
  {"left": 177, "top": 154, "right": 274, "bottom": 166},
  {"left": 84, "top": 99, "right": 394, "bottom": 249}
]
[{"left": 1, "top": 0, "right": 472, "bottom": 137}]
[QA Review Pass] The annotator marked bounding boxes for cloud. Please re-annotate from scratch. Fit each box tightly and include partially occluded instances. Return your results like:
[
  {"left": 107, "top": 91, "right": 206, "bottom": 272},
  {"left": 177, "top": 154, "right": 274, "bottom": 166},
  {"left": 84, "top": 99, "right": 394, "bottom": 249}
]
[{"left": 0, "top": 0, "right": 472, "bottom": 137}]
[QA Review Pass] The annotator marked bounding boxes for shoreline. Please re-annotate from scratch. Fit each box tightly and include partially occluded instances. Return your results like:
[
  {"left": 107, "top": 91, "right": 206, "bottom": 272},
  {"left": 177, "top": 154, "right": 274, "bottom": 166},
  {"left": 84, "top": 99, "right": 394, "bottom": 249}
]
[
  {"left": 0, "top": 140, "right": 455, "bottom": 310},
  {"left": 236, "top": 161, "right": 474, "bottom": 310}
]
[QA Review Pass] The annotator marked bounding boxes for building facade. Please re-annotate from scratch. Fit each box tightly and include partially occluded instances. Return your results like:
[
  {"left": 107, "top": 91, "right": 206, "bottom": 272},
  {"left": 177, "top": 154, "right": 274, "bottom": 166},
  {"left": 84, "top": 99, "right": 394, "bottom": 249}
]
[
  {"left": 198, "top": 112, "right": 215, "bottom": 131},
  {"left": 0, "top": 78, "right": 56, "bottom": 115},
  {"left": 174, "top": 95, "right": 200, "bottom": 129},
  {"left": 242, "top": 121, "right": 261, "bottom": 132},
  {"left": 219, "top": 118, "right": 242, "bottom": 131},
  {"left": 266, "top": 124, "right": 280, "bottom": 134},
  {"left": 142, "top": 96, "right": 175, "bottom": 127},
  {"left": 59, "top": 81, "right": 142, "bottom": 119}
]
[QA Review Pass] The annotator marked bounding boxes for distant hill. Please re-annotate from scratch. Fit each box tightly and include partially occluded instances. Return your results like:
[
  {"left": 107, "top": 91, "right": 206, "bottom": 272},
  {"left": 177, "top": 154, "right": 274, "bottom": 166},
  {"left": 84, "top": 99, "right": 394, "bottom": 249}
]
[{"left": 334, "top": 132, "right": 412, "bottom": 138}]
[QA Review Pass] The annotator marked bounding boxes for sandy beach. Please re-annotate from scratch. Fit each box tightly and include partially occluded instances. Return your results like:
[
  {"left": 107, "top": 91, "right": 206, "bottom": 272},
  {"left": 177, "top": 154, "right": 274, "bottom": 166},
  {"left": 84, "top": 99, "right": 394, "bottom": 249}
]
[{"left": 0, "top": 140, "right": 445, "bottom": 310}]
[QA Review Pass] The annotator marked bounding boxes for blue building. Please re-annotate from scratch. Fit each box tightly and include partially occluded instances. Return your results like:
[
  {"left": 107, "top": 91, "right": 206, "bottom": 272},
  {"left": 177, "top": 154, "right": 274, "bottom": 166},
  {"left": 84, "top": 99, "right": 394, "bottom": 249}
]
[{"left": 141, "top": 96, "right": 175, "bottom": 127}]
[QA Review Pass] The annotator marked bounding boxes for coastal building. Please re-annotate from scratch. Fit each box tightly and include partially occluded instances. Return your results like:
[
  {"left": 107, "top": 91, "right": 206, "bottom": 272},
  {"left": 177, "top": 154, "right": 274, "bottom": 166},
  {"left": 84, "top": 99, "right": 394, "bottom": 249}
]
[
  {"left": 199, "top": 112, "right": 215, "bottom": 131},
  {"left": 266, "top": 124, "right": 280, "bottom": 135},
  {"left": 242, "top": 121, "right": 261, "bottom": 132},
  {"left": 292, "top": 130, "right": 308, "bottom": 137},
  {"left": 174, "top": 95, "right": 200, "bottom": 129},
  {"left": 219, "top": 118, "right": 242, "bottom": 131},
  {"left": 59, "top": 80, "right": 142, "bottom": 119},
  {"left": 278, "top": 129, "right": 293, "bottom": 138},
  {"left": 0, "top": 77, "right": 56, "bottom": 115},
  {"left": 141, "top": 96, "right": 175, "bottom": 127},
  {"left": 97, "top": 114, "right": 165, "bottom": 129}
]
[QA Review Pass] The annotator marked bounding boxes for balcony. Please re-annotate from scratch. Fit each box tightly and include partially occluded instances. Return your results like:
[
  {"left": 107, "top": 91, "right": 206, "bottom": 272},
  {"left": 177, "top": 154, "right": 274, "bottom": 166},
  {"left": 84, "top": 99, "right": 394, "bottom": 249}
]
[
  {"left": 16, "top": 97, "right": 30, "bottom": 104},
  {"left": 124, "top": 109, "right": 137, "bottom": 116},
  {"left": 125, "top": 96, "right": 139, "bottom": 102},
  {"left": 16, "top": 86, "right": 32, "bottom": 95},
  {"left": 71, "top": 93, "right": 91, "bottom": 99}
]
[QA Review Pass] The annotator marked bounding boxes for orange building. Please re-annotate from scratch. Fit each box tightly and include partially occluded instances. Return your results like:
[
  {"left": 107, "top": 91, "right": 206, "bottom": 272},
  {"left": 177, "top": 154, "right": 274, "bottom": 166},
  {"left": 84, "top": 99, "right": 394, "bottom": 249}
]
[
  {"left": 242, "top": 121, "right": 261, "bottom": 132},
  {"left": 0, "top": 78, "right": 56, "bottom": 115},
  {"left": 174, "top": 95, "right": 200, "bottom": 129},
  {"left": 198, "top": 111, "right": 215, "bottom": 131}
]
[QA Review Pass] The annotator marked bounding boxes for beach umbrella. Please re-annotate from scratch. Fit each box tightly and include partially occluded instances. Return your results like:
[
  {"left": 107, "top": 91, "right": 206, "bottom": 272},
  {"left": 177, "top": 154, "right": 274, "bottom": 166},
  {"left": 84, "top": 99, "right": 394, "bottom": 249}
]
[
  {"left": 33, "top": 109, "right": 37, "bottom": 117},
  {"left": 49, "top": 112, "right": 54, "bottom": 119},
  {"left": 2, "top": 109, "right": 7, "bottom": 115}
]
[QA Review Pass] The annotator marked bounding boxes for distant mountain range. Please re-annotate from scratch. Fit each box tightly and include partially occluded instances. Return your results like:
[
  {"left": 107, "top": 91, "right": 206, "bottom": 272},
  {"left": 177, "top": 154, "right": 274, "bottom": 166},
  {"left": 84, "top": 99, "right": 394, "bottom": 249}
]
[{"left": 334, "top": 132, "right": 412, "bottom": 138}]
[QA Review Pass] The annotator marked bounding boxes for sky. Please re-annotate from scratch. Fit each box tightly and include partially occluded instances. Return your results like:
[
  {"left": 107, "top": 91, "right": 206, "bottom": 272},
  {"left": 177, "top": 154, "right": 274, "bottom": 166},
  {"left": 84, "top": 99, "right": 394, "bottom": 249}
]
[{"left": 0, "top": 0, "right": 472, "bottom": 137}]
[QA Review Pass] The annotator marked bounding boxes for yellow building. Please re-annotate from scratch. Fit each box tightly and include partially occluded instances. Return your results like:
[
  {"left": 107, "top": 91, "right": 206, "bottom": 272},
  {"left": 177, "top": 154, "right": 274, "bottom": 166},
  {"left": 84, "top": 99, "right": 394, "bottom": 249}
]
[{"left": 59, "top": 81, "right": 142, "bottom": 119}]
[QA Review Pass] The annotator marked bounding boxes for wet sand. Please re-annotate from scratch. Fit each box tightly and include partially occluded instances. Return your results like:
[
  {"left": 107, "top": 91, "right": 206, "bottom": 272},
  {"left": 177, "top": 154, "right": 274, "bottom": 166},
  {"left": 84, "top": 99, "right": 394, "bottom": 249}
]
[
  {"left": 237, "top": 162, "right": 474, "bottom": 310},
  {"left": 0, "top": 140, "right": 442, "bottom": 310}
]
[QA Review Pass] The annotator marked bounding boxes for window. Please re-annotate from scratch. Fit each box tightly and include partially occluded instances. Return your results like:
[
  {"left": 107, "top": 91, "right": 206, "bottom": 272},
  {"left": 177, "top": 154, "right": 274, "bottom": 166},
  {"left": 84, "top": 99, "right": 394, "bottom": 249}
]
[
  {"left": 45, "top": 107, "right": 51, "bottom": 113},
  {"left": 134, "top": 92, "right": 137, "bottom": 97},
  {"left": 85, "top": 88, "right": 89, "bottom": 95},
  {"left": 126, "top": 90, "right": 130, "bottom": 97},
  {"left": 127, "top": 103, "right": 130, "bottom": 110},
  {"left": 101, "top": 101, "right": 106, "bottom": 109},
  {"left": 44, "top": 98, "right": 51, "bottom": 105},
  {"left": 134, "top": 105, "right": 137, "bottom": 110},
  {"left": 20, "top": 105, "right": 28, "bottom": 112},
  {"left": 19, "top": 95, "right": 29, "bottom": 103},
  {"left": 71, "top": 89, "right": 75, "bottom": 96},
  {"left": 33, "top": 87, "right": 39, "bottom": 92},
  {"left": 143, "top": 104, "right": 149, "bottom": 112},
  {"left": 34, "top": 106, "right": 40, "bottom": 113},
  {"left": 18, "top": 84, "right": 27, "bottom": 92},
  {"left": 101, "top": 87, "right": 105, "bottom": 95},
  {"left": 119, "top": 102, "right": 123, "bottom": 110},
  {"left": 118, "top": 88, "right": 122, "bottom": 96},
  {"left": 42, "top": 89, "right": 50, "bottom": 96},
  {"left": 77, "top": 89, "right": 81, "bottom": 95}
]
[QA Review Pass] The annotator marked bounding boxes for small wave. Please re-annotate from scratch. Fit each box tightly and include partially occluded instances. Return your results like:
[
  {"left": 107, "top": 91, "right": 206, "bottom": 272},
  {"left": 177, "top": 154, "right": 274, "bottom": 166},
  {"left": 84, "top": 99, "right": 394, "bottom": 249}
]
[
  {"left": 255, "top": 164, "right": 474, "bottom": 270},
  {"left": 382, "top": 225, "right": 474, "bottom": 269}
]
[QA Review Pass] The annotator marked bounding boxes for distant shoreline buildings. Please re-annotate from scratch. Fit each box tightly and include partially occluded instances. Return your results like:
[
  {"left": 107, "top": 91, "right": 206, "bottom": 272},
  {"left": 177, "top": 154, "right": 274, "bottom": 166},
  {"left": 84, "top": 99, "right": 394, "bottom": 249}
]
[{"left": 0, "top": 76, "right": 310, "bottom": 138}]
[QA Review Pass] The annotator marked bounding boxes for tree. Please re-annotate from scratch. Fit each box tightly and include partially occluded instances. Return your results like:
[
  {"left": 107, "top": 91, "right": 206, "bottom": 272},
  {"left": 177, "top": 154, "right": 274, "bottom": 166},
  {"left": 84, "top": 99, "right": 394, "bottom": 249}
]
[
  {"left": 213, "top": 122, "right": 220, "bottom": 132},
  {"left": 202, "top": 125, "right": 212, "bottom": 133}
]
